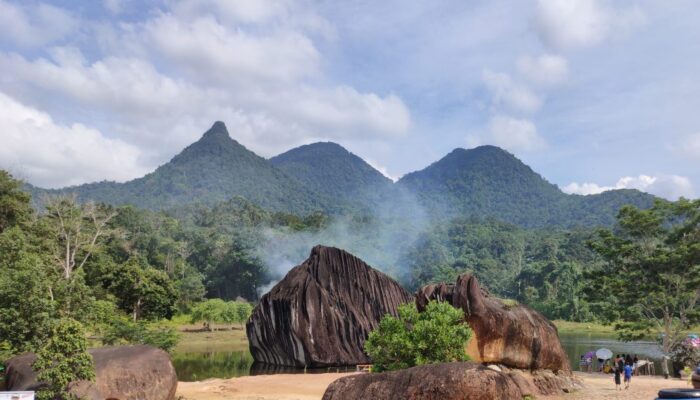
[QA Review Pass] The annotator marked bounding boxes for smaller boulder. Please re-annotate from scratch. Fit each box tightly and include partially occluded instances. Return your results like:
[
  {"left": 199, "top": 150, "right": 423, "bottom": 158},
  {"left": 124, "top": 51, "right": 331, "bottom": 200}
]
[
  {"left": 322, "top": 362, "right": 525, "bottom": 400},
  {"left": 5, "top": 345, "right": 177, "bottom": 400}
]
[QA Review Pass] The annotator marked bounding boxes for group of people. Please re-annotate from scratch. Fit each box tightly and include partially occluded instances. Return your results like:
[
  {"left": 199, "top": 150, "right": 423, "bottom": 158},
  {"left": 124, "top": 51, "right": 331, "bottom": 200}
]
[{"left": 612, "top": 354, "right": 637, "bottom": 390}]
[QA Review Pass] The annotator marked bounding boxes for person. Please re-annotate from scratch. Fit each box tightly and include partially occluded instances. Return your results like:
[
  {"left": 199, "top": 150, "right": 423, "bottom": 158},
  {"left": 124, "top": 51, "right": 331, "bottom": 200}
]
[
  {"left": 617, "top": 355, "right": 624, "bottom": 372},
  {"left": 624, "top": 363, "right": 633, "bottom": 389},
  {"left": 625, "top": 354, "right": 633, "bottom": 366},
  {"left": 613, "top": 363, "right": 622, "bottom": 391},
  {"left": 633, "top": 355, "right": 639, "bottom": 375}
]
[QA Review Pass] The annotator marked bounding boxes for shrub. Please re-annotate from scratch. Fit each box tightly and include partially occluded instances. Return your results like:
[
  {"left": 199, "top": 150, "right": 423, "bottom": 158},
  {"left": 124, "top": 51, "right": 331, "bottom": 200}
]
[{"left": 364, "top": 301, "right": 472, "bottom": 372}]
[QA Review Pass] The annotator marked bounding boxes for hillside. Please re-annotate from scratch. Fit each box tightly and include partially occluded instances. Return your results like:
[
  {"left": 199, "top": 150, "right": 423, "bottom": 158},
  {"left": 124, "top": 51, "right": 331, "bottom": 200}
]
[
  {"left": 397, "top": 146, "right": 655, "bottom": 228},
  {"left": 270, "top": 142, "right": 394, "bottom": 212},
  {"left": 33, "top": 122, "right": 328, "bottom": 213}
]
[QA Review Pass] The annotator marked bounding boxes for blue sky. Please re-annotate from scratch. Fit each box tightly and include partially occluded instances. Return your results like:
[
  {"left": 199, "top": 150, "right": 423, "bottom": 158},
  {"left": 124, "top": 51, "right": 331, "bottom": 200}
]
[{"left": 0, "top": 0, "right": 698, "bottom": 200}]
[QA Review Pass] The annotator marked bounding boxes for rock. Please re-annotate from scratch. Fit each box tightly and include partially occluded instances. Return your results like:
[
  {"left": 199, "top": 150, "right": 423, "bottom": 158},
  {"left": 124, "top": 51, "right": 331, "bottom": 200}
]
[
  {"left": 693, "top": 372, "right": 700, "bottom": 389},
  {"left": 247, "top": 245, "right": 412, "bottom": 367},
  {"left": 416, "top": 273, "right": 570, "bottom": 372},
  {"left": 5, "top": 345, "right": 177, "bottom": 400},
  {"left": 322, "top": 362, "right": 526, "bottom": 400}
]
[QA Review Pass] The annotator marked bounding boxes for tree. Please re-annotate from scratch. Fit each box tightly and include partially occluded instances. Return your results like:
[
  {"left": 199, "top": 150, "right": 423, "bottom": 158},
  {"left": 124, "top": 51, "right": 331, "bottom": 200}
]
[
  {"left": 110, "top": 257, "right": 177, "bottom": 321},
  {"left": 0, "top": 227, "right": 55, "bottom": 353},
  {"left": 33, "top": 318, "right": 95, "bottom": 400},
  {"left": 0, "top": 170, "right": 32, "bottom": 233},
  {"left": 588, "top": 199, "right": 700, "bottom": 355},
  {"left": 43, "top": 195, "right": 117, "bottom": 280},
  {"left": 364, "top": 301, "right": 472, "bottom": 372}
]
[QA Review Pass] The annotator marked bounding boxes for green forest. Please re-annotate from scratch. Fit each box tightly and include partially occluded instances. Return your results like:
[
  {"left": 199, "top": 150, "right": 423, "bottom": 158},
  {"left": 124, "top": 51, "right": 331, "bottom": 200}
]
[{"left": 3, "top": 165, "right": 700, "bottom": 395}]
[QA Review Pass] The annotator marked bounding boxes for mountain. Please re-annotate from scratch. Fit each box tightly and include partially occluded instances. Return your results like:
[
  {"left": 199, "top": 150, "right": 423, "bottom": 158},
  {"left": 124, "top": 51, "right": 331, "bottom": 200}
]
[
  {"left": 397, "top": 145, "right": 656, "bottom": 228},
  {"left": 270, "top": 142, "right": 394, "bottom": 212},
  {"left": 26, "top": 122, "right": 657, "bottom": 228},
  {"left": 34, "top": 122, "right": 327, "bottom": 213}
]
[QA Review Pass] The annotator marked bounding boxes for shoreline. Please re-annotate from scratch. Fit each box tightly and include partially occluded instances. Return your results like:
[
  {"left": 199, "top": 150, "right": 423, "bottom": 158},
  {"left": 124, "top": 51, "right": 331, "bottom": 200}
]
[{"left": 176, "top": 371, "right": 690, "bottom": 400}]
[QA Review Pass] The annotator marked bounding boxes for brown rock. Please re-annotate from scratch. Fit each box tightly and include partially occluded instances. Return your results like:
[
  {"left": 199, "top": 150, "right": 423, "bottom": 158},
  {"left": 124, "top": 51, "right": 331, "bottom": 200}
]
[
  {"left": 322, "top": 362, "right": 525, "bottom": 400},
  {"left": 5, "top": 345, "right": 177, "bottom": 400},
  {"left": 246, "top": 245, "right": 412, "bottom": 367},
  {"left": 693, "top": 372, "right": 700, "bottom": 389},
  {"left": 416, "top": 273, "right": 570, "bottom": 372}
]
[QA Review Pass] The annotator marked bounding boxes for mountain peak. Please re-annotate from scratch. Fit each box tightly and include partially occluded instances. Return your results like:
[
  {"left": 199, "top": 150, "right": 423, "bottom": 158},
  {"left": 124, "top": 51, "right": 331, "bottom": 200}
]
[{"left": 200, "top": 121, "right": 230, "bottom": 140}]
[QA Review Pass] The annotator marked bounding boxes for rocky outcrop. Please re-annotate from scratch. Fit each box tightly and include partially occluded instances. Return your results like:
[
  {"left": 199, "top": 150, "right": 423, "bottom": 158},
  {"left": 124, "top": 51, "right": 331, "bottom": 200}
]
[
  {"left": 323, "top": 362, "right": 579, "bottom": 400},
  {"left": 5, "top": 345, "right": 177, "bottom": 400},
  {"left": 247, "top": 245, "right": 412, "bottom": 367},
  {"left": 416, "top": 273, "right": 570, "bottom": 372},
  {"left": 322, "top": 362, "right": 527, "bottom": 400}
]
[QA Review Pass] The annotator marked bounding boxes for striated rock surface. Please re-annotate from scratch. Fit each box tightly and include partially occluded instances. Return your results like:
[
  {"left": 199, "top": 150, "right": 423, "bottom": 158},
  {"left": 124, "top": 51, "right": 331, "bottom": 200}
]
[
  {"left": 247, "top": 245, "right": 412, "bottom": 367},
  {"left": 5, "top": 345, "right": 177, "bottom": 400},
  {"left": 322, "top": 362, "right": 526, "bottom": 400},
  {"left": 416, "top": 273, "right": 570, "bottom": 372}
]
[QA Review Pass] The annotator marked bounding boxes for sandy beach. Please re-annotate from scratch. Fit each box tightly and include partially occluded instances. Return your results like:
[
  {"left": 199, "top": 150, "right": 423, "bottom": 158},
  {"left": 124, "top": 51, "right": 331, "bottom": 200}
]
[{"left": 177, "top": 371, "right": 690, "bottom": 400}]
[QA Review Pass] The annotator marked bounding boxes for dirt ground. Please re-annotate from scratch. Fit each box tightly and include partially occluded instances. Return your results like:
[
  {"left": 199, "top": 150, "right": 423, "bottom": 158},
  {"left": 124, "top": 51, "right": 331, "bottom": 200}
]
[{"left": 176, "top": 371, "right": 690, "bottom": 400}]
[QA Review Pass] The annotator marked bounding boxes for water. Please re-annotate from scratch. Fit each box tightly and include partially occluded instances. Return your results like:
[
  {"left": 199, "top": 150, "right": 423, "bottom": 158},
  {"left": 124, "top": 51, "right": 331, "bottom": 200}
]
[
  {"left": 172, "top": 332, "right": 666, "bottom": 381},
  {"left": 559, "top": 332, "right": 665, "bottom": 374}
]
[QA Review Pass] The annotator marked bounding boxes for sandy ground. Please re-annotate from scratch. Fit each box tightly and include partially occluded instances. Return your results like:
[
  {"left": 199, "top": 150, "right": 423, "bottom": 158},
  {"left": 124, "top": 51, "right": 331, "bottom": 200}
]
[{"left": 177, "top": 371, "right": 690, "bottom": 400}]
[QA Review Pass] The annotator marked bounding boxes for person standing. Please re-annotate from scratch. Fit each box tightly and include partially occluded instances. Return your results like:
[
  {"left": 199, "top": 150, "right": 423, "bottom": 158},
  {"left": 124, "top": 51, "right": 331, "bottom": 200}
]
[{"left": 624, "top": 363, "right": 633, "bottom": 389}]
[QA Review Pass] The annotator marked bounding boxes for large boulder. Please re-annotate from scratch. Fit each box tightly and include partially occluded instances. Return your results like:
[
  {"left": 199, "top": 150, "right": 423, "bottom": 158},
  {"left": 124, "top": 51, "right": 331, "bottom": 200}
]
[
  {"left": 247, "top": 245, "right": 412, "bottom": 367},
  {"left": 5, "top": 345, "right": 177, "bottom": 400},
  {"left": 322, "top": 362, "right": 526, "bottom": 400},
  {"left": 416, "top": 273, "right": 570, "bottom": 372}
]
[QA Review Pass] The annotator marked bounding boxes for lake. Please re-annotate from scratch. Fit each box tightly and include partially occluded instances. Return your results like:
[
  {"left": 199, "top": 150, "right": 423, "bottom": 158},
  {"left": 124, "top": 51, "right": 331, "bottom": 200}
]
[{"left": 173, "top": 332, "right": 666, "bottom": 381}]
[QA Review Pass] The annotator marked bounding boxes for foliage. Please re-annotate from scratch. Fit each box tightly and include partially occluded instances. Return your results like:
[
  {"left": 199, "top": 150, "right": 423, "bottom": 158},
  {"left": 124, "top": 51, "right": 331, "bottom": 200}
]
[
  {"left": 33, "top": 318, "right": 95, "bottom": 400},
  {"left": 0, "top": 170, "right": 32, "bottom": 233},
  {"left": 364, "top": 301, "right": 471, "bottom": 372},
  {"left": 102, "top": 318, "right": 180, "bottom": 352},
  {"left": 588, "top": 199, "right": 700, "bottom": 354},
  {"left": 190, "top": 299, "right": 253, "bottom": 330},
  {"left": 669, "top": 339, "right": 700, "bottom": 370},
  {"left": 110, "top": 257, "right": 178, "bottom": 321},
  {"left": 403, "top": 218, "right": 600, "bottom": 321}
]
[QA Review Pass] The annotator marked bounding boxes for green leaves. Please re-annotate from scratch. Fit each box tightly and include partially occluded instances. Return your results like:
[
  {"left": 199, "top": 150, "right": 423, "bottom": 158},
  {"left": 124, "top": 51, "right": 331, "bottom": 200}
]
[
  {"left": 33, "top": 318, "right": 95, "bottom": 400},
  {"left": 364, "top": 301, "right": 471, "bottom": 372},
  {"left": 190, "top": 299, "right": 253, "bottom": 330},
  {"left": 589, "top": 198, "right": 700, "bottom": 353}
]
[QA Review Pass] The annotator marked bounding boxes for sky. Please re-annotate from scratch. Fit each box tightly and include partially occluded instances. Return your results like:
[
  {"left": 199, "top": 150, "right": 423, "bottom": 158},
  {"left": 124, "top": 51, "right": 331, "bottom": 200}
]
[{"left": 0, "top": 0, "right": 698, "bottom": 200}]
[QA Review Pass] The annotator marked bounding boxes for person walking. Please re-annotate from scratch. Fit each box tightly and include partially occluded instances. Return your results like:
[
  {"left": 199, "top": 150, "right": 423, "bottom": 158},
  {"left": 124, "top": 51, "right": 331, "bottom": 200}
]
[
  {"left": 613, "top": 363, "right": 622, "bottom": 391},
  {"left": 624, "top": 363, "right": 633, "bottom": 389}
]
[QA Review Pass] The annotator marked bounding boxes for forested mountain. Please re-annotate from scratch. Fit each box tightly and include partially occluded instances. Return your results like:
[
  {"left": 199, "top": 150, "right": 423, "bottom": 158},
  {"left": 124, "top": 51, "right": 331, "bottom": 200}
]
[
  {"left": 397, "top": 146, "right": 655, "bottom": 227},
  {"left": 270, "top": 142, "right": 394, "bottom": 212},
  {"left": 27, "top": 122, "right": 658, "bottom": 228},
  {"left": 32, "top": 122, "right": 327, "bottom": 214}
]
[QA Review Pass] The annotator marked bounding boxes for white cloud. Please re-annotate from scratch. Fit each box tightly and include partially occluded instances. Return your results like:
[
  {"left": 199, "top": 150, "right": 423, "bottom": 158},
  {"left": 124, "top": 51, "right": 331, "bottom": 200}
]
[
  {"left": 0, "top": 1, "right": 77, "bottom": 48},
  {"left": 0, "top": 2, "right": 410, "bottom": 185},
  {"left": 517, "top": 54, "right": 569, "bottom": 86},
  {"left": 143, "top": 13, "right": 320, "bottom": 86},
  {"left": 488, "top": 115, "right": 546, "bottom": 152},
  {"left": 534, "top": 0, "right": 645, "bottom": 50},
  {"left": 482, "top": 69, "right": 542, "bottom": 113},
  {"left": 563, "top": 174, "right": 694, "bottom": 200},
  {"left": 0, "top": 92, "right": 146, "bottom": 188}
]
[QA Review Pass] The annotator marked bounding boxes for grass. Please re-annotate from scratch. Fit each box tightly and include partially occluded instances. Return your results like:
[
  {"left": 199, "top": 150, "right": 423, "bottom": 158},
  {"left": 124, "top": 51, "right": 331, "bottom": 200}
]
[
  {"left": 552, "top": 320, "right": 617, "bottom": 335},
  {"left": 175, "top": 326, "right": 249, "bottom": 353}
]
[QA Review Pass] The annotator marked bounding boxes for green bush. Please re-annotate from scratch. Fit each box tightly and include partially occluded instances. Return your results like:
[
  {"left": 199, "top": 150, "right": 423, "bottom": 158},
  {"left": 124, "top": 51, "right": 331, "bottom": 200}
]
[
  {"left": 364, "top": 301, "right": 472, "bottom": 372},
  {"left": 103, "top": 318, "right": 180, "bottom": 352}
]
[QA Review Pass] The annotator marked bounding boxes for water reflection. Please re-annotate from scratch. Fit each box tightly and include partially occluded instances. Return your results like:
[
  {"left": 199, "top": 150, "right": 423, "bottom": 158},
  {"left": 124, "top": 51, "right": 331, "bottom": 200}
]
[{"left": 172, "top": 351, "right": 254, "bottom": 382}]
